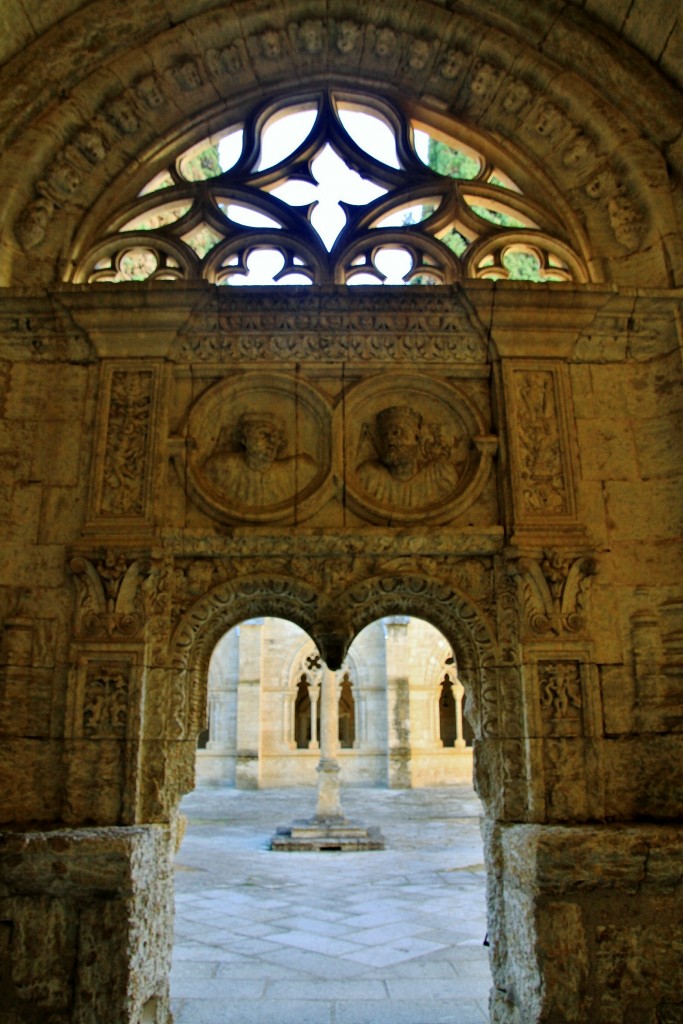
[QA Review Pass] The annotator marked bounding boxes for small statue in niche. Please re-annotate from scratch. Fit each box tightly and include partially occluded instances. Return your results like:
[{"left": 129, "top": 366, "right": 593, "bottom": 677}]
[
  {"left": 202, "top": 411, "right": 316, "bottom": 506},
  {"left": 357, "top": 405, "right": 459, "bottom": 508}
]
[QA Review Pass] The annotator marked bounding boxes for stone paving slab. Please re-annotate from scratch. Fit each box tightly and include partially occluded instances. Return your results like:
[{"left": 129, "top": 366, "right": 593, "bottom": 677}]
[{"left": 172, "top": 784, "right": 491, "bottom": 1024}]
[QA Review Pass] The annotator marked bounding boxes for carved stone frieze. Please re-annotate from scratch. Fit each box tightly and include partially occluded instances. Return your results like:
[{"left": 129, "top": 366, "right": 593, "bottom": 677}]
[
  {"left": 69, "top": 550, "right": 152, "bottom": 640},
  {"left": 174, "top": 291, "right": 488, "bottom": 364},
  {"left": 510, "top": 549, "right": 598, "bottom": 637}
]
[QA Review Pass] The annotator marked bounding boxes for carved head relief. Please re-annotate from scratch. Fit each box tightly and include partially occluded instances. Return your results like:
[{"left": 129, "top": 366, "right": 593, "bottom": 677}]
[
  {"left": 342, "top": 374, "right": 496, "bottom": 524},
  {"left": 183, "top": 373, "right": 331, "bottom": 525}
]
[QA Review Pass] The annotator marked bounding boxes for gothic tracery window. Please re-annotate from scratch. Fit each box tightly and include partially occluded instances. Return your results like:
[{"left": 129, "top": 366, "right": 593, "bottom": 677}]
[{"left": 73, "top": 90, "right": 587, "bottom": 287}]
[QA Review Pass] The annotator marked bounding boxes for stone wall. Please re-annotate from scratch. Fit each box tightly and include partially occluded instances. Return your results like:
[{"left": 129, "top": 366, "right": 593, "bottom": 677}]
[{"left": 0, "top": 282, "right": 680, "bottom": 1022}]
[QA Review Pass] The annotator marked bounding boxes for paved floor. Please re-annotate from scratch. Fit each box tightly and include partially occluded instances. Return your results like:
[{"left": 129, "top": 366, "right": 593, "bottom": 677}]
[{"left": 171, "top": 785, "right": 491, "bottom": 1024}]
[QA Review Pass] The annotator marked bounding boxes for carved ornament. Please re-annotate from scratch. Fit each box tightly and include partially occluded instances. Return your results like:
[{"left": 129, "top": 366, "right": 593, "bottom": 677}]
[
  {"left": 69, "top": 551, "right": 152, "bottom": 640},
  {"left": 340, "top": 373, "right": 497, "bottom": 524},
  {"left": 177, "top": 372, "right": 332, "bottom": 525},
  {"left": 510, "top": 549, "right": 597, "bottom": 636},
  {"left": 99, "top": 369, "right": 154, "bottom": 517},
  {"left": 538, "top": 660, "right": 583, "bottom": 736},
  {"left": 83, "top": 664, "right": 129, "bottom": 738},
  {"left": 504, "top": 363, "right": 578, "bottom": 524}
]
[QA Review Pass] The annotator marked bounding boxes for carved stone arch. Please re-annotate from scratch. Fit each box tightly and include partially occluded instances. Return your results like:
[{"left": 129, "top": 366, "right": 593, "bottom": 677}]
[
  {"left": 330, "top": 572, "right": 500, "bottom": 743},
  {"left": 170, "top": 575, "right": 321, "bottom": 748}
]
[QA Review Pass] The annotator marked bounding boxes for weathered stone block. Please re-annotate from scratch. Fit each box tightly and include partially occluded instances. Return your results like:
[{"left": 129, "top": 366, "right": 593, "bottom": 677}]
[
  {"left": 488, "top": 823, "right": 683, "bottom": 1023},
  {"left": 0, "top": 825, "right": 173, "bottom": 1024}
]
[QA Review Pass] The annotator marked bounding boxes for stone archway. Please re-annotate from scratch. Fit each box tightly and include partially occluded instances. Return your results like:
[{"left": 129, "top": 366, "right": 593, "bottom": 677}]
[{"left": 167, "top": 569, "right": 504, "bottom": 811}]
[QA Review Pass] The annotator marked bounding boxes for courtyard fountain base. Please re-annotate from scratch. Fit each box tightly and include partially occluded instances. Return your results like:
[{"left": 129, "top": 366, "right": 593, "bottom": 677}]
[{"left": 270, "top": 816, "right": 385, "bottom": 851}]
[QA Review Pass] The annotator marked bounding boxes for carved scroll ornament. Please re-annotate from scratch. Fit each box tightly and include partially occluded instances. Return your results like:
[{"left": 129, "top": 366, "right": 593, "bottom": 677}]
[
  {"left": 511, "top": 549, "right": 597, "bottom": 636},
  {"left": 69, "top": 550, "right": 152, "bottom": 639}
]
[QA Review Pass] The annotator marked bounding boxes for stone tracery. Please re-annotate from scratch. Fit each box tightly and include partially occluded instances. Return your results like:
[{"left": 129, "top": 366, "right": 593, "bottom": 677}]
[{"left": 70, "top": 89, "right": 588, "bottom": 287}]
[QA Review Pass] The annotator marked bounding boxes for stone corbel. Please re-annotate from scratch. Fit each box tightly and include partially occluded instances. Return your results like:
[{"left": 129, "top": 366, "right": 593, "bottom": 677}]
[
  {"left": 69, "top": 549, "right": 153, "bottom": 639},
  {"left": 509, "top": 548, "right": 598, "bottom": 636}
]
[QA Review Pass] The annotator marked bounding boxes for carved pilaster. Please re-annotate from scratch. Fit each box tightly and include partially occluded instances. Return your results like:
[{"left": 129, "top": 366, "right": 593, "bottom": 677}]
[
  {"left": 502, "top": 360, "right": 584, "bottom": 544},
  {"left": 86, "top": 361, "right": 162, "bottom": 533}
]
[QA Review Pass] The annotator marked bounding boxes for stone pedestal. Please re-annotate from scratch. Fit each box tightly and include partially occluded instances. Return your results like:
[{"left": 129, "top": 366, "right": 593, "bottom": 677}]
[
  {"left": 0, "top": 824, "right": 174, "bottom": 1024},
  {"left": 486, "top": 821, "right": 683, "bottom": 1024}
]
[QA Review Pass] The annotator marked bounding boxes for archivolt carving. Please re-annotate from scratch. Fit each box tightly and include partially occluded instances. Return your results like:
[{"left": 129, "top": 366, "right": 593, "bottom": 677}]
[
  {"left": 168, "top": 568, "right": 501, "bottom": 745},
  {"left": 335, "top": 572, "right": 500, "bottom": 738}
]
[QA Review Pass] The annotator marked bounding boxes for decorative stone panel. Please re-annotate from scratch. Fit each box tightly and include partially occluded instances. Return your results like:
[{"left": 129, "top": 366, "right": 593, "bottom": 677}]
[
  {"left": 86, "top": 362, "right": 161, "bottom": 531},
  {"left": 65, "top": 647, "right": 143, "bottom": 825},
  {"left": 502, "top": 361, "right": 581, "bottom": 541},
  {"left": 339, "top": 371, "right": 497, "bottom": 525},
  {"left": 177, "top": 371, "right": 332, "bottom": 525}
]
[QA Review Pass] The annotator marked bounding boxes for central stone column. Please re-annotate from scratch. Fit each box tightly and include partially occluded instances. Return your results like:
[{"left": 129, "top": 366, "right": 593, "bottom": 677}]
[
  {"left": 271, "top": 651, "right": 384, "bottom": 851},
  {"left": 314, "top": 666, "right": 344, "bottom": 821}
]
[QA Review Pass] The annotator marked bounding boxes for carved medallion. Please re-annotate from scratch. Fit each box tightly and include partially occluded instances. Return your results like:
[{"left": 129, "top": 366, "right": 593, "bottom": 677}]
[
  {"left": 339, "top": 373, "right": 496, "bottom": 524},
  {"left": 180, "top": 372, "right": 332, "bottom": 524}
]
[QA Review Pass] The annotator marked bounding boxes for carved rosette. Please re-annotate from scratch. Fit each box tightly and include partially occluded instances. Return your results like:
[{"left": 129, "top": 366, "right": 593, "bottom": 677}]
[
  {"left": 339, "top": 372, "right": 497, "bottom": 524},
  {"left": 176, "top": 372, "right": 332, "bottom": 525}
]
